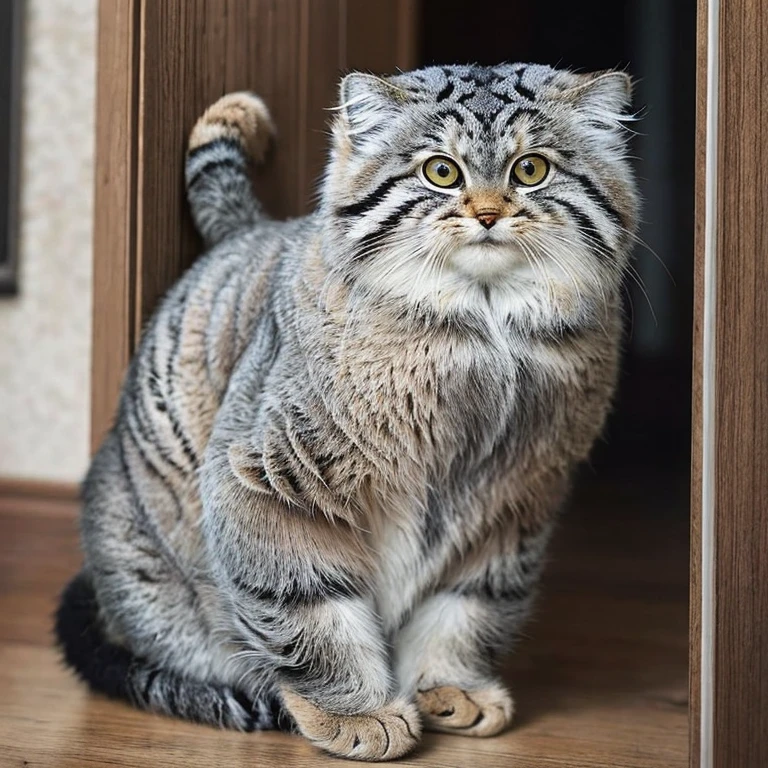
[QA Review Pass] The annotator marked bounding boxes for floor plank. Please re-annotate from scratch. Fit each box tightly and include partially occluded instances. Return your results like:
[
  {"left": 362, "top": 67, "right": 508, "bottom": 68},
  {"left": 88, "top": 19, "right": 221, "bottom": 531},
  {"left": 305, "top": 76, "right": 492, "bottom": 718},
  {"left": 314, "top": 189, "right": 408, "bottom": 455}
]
[{"left": 0, "top": 473, "right": 689, "bottom": 767}]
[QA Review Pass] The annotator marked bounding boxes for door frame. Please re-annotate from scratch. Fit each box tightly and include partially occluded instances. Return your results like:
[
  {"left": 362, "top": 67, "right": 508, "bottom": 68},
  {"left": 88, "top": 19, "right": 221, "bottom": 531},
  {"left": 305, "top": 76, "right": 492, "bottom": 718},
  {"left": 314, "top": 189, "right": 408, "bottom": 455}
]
[{"left": 690, "top": 0, "right": 768, "bottom": 765}]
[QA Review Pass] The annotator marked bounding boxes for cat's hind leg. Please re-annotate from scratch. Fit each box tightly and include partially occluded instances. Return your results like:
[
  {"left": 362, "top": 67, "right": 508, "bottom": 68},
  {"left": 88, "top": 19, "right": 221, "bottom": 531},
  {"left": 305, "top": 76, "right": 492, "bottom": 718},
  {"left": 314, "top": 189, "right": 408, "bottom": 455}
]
[
  {"left": 201, "top": 441, "right": 422, "bottom": 761},
  {"left": 60, "top": 431, "right": 289, "bottom": 731}
]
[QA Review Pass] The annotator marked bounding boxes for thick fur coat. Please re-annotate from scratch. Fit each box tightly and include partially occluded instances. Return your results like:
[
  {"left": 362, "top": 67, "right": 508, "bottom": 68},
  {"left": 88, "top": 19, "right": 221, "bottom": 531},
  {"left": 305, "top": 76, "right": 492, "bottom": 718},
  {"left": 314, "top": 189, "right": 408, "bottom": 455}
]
[{"left": 56, "top": 63, "right": 638, "bottom": 761}]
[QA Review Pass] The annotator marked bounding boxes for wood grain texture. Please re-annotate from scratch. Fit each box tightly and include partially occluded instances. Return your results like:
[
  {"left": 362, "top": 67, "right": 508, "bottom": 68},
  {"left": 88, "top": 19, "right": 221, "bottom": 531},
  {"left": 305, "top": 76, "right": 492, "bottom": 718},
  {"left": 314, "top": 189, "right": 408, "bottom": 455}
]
[
  {"left": 90, "top": 0, "right": 140, "bottom": 451},
  {"left": 689, "top": 1, "right": 707, "bottom": 764},
  {"left": 0, "top": 476, "right": 688, "bottom": 767},
  {"left": 135, "top": 0, "right": 417, "bottom": 334},
  {"left": 710, "top": 1, "right": 768, "bottom": 763},
  {"left": 345, "top": 0, "right": 419, "bottom": 73}
]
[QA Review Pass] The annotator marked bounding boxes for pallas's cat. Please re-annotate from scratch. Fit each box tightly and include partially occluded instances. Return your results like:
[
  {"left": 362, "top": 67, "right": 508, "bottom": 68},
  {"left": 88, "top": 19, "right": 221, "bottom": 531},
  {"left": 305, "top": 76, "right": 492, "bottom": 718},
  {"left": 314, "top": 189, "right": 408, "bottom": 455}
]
[{"left": 56, "top": 63, "right": 637, "bottom": 761}]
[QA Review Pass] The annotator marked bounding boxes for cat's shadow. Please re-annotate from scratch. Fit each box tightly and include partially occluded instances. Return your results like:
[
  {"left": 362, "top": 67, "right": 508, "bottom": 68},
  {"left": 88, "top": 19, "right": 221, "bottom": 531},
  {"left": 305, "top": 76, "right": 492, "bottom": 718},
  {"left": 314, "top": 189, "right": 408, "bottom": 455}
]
[{"left": 498, "top": 534, "right": 689, "bottom": 729}]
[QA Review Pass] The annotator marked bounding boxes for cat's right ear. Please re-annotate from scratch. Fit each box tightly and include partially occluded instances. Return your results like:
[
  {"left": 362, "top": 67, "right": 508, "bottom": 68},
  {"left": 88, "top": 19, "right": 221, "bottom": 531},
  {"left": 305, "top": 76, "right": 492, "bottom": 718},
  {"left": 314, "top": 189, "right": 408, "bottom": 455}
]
[{"left": 337, "top": 72, "right": 406, "bottom": 146}]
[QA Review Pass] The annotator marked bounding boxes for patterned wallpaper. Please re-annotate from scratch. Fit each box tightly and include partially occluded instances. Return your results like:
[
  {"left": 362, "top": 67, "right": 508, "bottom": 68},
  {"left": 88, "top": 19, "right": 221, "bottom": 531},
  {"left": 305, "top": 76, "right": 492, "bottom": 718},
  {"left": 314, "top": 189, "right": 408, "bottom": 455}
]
[{"left": 0, "top": 0, "right": 96, "bottom": 482}]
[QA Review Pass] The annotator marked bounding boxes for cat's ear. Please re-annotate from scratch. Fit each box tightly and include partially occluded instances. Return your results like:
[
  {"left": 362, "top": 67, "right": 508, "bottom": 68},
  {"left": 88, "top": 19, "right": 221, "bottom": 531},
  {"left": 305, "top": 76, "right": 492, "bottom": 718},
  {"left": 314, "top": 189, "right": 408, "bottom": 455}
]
[
  {"left": 338, "top": 72, "right": 407, "bottom": 144},
  {"left": 557, "top": 70, "right": 634, "bottom": 119}
]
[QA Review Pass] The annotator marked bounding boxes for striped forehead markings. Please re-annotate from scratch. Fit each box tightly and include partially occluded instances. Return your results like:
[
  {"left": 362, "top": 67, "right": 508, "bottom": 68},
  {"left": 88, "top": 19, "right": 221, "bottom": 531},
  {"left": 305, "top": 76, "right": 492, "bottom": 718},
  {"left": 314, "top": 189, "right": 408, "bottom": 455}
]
[{"left": 436, "top": 80, "right": 455, "bottom": 103}]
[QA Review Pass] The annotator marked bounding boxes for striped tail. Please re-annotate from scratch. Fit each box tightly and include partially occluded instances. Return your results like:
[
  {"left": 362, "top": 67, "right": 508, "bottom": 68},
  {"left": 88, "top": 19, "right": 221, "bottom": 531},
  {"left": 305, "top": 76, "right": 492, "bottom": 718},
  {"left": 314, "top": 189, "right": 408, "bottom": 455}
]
[
  {"left": 185, "top": 92, "right": 275, "bottom": 246},
  {"left": 54, "top": 572, "right": 293, "bottom": 732}
]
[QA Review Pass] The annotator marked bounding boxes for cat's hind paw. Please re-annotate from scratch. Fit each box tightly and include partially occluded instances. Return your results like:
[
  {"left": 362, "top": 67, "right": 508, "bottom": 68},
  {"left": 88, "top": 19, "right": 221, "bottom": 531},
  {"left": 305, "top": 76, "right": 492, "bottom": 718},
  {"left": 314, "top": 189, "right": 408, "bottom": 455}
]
[
  {"left": 280, "top": 690, "right": 421, "bottom": 761},
  {"left": 416, "top": 683, "right": 514, "bottom": 737}
]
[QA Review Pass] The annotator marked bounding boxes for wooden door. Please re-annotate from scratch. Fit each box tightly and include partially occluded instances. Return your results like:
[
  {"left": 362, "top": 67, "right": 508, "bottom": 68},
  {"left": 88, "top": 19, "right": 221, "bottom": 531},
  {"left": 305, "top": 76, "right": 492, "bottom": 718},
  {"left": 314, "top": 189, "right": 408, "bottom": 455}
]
[
  {"left": 90, "top": 0, "right": 419, "bottom": 448},
  {"left": 690, "top": 0, "right": 768, "bottom": 765}
]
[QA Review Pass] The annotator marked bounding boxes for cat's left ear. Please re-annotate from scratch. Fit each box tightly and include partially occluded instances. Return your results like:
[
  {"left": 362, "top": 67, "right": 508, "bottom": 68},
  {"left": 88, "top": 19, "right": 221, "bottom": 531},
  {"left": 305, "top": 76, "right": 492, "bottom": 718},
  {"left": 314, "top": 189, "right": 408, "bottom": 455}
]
[
  {"left": 558, "top": 70, "right": 634, "bottom": 119},
  {"left": 338, "top": 72, "right": 407, "bottom": 145}
]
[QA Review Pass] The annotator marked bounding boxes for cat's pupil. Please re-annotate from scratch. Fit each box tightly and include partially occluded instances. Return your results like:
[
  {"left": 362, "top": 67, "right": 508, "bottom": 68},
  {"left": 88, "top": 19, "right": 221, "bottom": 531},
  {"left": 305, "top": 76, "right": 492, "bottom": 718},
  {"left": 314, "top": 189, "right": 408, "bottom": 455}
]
[
  {"left": 522, "top": 161, "right": 535, "bottom": 176},
  {"left": 436, "top": 163, "right": 450, "bottom": 178}
]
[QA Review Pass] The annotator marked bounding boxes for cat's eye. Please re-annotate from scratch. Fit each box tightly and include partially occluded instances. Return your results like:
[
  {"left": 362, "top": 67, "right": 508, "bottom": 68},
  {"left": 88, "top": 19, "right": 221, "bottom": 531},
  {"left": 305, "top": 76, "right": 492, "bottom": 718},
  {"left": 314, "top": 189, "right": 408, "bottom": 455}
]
[
  {"left": 422, "top": 156, "right": 463, "bottom": 189},
  {"left": 511, "top": 154, "right": 550, "bottom": 188}
]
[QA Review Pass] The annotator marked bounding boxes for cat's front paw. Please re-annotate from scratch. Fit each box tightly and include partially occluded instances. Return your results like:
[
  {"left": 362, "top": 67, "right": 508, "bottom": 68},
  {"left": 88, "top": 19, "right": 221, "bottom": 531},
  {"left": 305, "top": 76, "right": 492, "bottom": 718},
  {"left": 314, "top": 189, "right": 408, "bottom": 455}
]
[
  {"left": 281, "top": 689, "right": 421, "bottom": 761},
  {"left": 416, "top": 683, "right": 514, "bottom": 737}
]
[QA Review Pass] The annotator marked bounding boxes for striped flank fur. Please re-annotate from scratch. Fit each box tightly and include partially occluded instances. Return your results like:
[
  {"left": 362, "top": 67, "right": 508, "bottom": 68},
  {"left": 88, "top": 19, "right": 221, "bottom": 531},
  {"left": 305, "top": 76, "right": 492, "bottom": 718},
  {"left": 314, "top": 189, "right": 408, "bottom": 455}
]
[{"left": 55, "top": 572, "right": 292, "bottom": 732}]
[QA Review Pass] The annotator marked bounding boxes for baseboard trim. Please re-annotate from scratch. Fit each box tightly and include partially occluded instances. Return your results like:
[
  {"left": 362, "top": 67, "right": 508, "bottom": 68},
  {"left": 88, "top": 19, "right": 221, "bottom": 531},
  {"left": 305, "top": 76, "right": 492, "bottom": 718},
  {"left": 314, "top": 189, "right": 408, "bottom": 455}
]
[{"left": 0, "top": 477, "right": 80, "bottom": 504}]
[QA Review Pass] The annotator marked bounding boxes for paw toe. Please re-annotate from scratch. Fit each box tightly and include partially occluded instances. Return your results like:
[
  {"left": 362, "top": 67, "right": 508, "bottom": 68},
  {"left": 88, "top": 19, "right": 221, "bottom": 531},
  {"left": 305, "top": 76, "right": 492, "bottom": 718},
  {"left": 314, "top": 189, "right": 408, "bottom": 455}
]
[
  {"left": 281, "top": 690, "right": 420, "bottom": 761},
  {"left": 416, "top": 684, "right": 514, "bottom": 737}
]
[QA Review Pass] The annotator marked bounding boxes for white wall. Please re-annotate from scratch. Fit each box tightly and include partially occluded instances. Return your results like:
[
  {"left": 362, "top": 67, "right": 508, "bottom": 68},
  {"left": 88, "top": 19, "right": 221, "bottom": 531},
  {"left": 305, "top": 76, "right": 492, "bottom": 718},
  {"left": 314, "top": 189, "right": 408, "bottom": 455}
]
[{"left": 0, "top": 0, "right": 96, "bottom": 483}]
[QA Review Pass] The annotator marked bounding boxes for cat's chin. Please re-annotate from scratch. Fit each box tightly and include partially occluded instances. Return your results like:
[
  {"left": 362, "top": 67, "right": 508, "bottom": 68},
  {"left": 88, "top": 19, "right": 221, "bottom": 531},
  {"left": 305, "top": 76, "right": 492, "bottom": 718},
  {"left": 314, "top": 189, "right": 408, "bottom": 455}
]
[{"left": 450, "top": 243, "right": 527, "bottom": 281}]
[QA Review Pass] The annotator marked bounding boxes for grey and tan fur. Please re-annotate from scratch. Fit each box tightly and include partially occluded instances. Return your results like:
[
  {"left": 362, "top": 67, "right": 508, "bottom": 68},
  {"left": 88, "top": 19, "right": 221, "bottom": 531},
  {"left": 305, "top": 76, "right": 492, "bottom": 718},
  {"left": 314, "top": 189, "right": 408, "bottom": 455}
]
[{"left": 56, "top": 64, "right": 638, "bottom": 761}]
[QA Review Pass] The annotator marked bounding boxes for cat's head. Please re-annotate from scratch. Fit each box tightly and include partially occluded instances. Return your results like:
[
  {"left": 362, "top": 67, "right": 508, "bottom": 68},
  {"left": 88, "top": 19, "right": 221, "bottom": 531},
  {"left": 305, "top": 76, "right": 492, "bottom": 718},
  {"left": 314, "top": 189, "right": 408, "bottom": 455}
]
[{"left": 322, "top": 63, "right": 639, "bottom": 328}]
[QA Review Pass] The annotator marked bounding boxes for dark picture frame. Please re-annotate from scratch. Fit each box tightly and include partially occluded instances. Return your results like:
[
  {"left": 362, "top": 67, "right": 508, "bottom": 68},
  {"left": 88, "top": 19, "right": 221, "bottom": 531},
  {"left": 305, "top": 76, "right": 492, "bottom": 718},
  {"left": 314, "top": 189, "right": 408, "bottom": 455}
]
[{"left": 0, "top": 0, "right": 24, "bottom": 295}]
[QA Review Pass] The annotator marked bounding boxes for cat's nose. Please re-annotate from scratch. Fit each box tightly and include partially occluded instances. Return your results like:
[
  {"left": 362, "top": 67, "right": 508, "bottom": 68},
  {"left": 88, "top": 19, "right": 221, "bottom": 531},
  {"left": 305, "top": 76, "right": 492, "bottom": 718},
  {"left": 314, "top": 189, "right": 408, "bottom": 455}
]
[{"left": 476, "top": 211, "right": 499, "bottom": 229}]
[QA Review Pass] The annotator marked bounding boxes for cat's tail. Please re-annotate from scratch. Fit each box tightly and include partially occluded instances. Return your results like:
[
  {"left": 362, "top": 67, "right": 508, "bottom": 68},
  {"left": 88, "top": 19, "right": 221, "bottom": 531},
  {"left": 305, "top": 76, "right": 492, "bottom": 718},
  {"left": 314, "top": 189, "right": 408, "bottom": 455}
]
[
  {"left": 185, "top": 92, "right": 275, "bottom": 247},
  {"left": 54, "top": 571, "right": 292, "bottom": 732}
]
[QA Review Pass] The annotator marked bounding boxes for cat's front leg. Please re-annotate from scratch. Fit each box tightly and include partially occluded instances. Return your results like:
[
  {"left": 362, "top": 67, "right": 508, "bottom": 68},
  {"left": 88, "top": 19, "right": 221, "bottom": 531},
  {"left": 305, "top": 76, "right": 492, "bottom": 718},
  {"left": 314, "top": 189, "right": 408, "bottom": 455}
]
[
  {"left": 394, "top": 523, "right": 552, "bottom": 737},
  {"left": 201, "top": 442, "right": 421, "bottom": 761}
]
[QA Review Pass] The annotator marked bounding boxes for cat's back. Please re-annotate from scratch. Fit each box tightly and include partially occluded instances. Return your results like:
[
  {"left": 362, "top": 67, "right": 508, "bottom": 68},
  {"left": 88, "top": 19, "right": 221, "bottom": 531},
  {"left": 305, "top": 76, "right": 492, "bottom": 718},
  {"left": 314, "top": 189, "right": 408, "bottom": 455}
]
[{"left": 110, "top": 218, "right": 314, "bottom": 491}]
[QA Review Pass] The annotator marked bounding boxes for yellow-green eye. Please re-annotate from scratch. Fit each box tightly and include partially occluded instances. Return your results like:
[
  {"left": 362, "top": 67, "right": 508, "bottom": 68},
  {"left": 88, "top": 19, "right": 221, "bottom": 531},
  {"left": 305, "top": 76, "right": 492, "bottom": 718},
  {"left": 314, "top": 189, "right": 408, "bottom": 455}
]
[
  {"left": 423, "top": 156, "right": 463, "bottom": 189},
  {"left": 511, "top": 154, "right": 550, "bottom": 187}
]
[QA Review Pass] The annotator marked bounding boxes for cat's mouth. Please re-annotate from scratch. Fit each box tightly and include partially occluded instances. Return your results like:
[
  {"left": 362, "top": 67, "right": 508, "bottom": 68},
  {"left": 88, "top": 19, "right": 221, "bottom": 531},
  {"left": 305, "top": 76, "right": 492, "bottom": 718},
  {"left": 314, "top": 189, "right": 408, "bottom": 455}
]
[{"left": 449, "top": 241, "right": 528, "bottom": 280}]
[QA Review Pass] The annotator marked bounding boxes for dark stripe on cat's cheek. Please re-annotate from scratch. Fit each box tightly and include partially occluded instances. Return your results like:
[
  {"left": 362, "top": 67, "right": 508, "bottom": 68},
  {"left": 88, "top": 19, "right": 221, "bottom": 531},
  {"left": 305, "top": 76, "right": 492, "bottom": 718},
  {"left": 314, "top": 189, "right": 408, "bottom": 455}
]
[
  {"left": 337, "top": 173, "right": 410, "bottom": 218},
  {"left": 187, "top": 158, "right": 244, "bottom": 190},
  {"left": 351, "top": 195, "right": 430, "bottom": 262},
  {"left": 546, "top": 196, "right": 613, "bottom": 261},
  {"left": 558, "top": 168, "right": 624, "bottom": 229}
]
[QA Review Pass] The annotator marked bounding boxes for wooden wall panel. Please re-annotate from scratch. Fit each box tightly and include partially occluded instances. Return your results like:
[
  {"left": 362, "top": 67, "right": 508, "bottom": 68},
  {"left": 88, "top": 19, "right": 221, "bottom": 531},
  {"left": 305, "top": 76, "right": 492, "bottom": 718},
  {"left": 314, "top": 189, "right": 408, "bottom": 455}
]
[
  {"left": 92, "top": 0, "right": 421, "bottom": 449},
  {"left": 693, "top": 0, "right": 768, "bottom": 764},
  {"left": 91, "top": 0, "right": 139, "bottom": 449},
  {"left": 346, "top": 0, "right": 419, "bottom": 73},
  {"left": 713, "top": 1, "right": 768, "bottom": 762},
  {"left": 689, "top": 2, "right": 707, "bottom": 763}
]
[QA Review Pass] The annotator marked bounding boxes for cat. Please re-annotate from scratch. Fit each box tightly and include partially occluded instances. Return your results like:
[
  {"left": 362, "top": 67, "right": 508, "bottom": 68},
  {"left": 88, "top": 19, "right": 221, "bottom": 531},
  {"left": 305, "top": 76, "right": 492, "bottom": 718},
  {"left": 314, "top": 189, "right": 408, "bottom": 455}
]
[{"left": 56, "top": 63, "right": 638, "bottom": 761}]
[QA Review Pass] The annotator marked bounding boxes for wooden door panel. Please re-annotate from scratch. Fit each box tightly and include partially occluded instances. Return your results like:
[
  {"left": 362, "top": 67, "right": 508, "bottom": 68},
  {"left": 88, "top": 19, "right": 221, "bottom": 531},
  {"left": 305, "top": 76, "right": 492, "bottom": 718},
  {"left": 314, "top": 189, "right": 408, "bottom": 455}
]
[
  {"left": 692, "top": 0, "right": 768, "bottom": 765},
  {"left": 91, "top": 0, "right": 419, "bottom": 449}
]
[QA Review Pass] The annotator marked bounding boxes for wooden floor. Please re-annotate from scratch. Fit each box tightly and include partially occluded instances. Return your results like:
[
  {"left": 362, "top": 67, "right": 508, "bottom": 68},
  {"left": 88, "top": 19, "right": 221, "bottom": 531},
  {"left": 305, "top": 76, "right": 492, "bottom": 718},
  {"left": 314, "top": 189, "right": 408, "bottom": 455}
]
[{"left": 0, "top": 471, "right": 689, "bottom": 767}]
